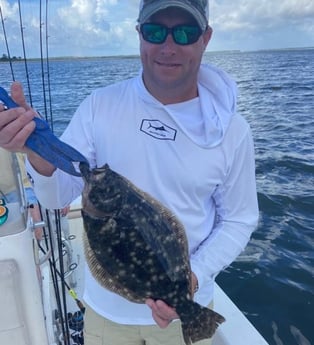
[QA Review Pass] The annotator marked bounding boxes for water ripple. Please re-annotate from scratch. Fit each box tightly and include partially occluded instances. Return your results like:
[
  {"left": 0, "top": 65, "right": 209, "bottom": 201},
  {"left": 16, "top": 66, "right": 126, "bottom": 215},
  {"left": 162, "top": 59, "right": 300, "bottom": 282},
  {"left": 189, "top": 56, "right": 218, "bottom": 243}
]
[{"left": 1, "top": 48, "right": 313, "bottom": 345}]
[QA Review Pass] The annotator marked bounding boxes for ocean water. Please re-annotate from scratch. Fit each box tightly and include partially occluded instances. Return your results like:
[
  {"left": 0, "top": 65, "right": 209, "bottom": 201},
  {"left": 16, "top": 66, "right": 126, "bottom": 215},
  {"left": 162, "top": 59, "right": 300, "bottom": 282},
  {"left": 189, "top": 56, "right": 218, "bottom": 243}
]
[{"left": 0, "top": 48, "right": 313, "bottom": 345}]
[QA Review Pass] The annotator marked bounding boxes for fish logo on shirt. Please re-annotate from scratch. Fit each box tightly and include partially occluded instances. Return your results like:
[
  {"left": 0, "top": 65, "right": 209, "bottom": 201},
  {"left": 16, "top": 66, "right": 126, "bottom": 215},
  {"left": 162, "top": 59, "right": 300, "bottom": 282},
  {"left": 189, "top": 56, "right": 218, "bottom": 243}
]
[{"left": 141, "top": 119, "right": 177, "bottom": 141}]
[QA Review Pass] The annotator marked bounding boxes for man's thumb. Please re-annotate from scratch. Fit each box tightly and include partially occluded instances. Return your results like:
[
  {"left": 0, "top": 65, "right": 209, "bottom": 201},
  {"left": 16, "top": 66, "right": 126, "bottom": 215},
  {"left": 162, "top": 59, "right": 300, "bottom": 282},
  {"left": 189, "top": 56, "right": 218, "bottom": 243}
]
[{"left": 10, "top": 81, "right": 30, "bottom": 110}]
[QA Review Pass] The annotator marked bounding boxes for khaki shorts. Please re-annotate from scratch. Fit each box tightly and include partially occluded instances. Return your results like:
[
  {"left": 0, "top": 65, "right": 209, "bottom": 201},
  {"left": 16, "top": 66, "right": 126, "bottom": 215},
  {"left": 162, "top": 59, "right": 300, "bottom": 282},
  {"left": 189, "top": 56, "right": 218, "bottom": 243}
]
[{"left": 84, "top": 303, "right": 213, "bottom": 345}]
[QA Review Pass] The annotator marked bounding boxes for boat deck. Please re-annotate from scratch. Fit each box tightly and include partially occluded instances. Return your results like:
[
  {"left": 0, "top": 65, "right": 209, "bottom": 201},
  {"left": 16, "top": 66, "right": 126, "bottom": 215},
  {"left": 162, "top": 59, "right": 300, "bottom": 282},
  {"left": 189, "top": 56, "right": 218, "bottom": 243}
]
[{"left": 0, "top": 198, "right": 268, "bottom": 345}]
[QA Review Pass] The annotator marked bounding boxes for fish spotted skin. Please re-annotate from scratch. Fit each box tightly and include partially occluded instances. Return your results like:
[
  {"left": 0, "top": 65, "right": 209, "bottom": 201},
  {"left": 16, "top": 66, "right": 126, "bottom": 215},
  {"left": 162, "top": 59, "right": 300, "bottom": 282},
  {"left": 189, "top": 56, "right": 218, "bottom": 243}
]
[{"left": 80, "top": 162, "right": 225, "bottom": 344}]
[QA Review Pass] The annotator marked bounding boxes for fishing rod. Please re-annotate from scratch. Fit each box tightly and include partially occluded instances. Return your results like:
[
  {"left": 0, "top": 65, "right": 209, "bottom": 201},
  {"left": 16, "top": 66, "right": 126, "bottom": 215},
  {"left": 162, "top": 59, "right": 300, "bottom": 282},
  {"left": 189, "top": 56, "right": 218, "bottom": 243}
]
[
  {"left": 2, "top": 2, "right": 84, "bottom": 344},
  {"left": 38, "top": 218, "right": 85, "bottom": 314},
  {"left": 55, "top": 210, "right": 85, "bottom": 313},
  {"left": 39, "top": 208, "right": 72, "bottom": 345},
  {"left": 1, "top": 2, "right": 34, "bottom": 104},
  {"left": 44, "top": 0, "right": 54, "bottom": 130},
  {"left": 39, "top": 1, "right": 74, "bottom": 336},
  {"left": 55, "top": 208, "right": 74, "bottom": 345},
  {"left": 17, "top": 0, "right": 33, "bottom": 106},
  {"left": 0, "top": 5, "right": 15, "bottom": 80},
  {"left": 39, "top": 0, "right": 50, "bottom": 124}
]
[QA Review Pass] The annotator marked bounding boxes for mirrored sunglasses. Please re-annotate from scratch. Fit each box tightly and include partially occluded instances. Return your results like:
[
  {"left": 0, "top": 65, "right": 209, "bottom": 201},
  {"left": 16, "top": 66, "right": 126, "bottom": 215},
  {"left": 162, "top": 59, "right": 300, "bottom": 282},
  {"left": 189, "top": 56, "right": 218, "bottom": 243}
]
[{"left": 140, "top": 23, "right": 203, "bottom": 46}]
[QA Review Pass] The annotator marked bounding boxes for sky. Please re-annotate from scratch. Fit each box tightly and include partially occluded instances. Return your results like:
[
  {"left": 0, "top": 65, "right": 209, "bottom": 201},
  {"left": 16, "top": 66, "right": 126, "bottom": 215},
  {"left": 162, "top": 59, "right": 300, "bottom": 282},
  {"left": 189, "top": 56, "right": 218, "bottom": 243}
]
[{"left": 1, "top": 0, "right": 314, "bottom": 58}]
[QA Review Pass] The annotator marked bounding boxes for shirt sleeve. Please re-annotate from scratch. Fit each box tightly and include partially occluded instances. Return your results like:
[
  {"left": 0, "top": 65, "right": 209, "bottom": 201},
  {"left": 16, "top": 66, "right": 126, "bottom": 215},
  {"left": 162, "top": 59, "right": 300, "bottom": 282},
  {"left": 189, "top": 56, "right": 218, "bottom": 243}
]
[{"left": 190, "top": 126, "right": 259, "bottom": 290}]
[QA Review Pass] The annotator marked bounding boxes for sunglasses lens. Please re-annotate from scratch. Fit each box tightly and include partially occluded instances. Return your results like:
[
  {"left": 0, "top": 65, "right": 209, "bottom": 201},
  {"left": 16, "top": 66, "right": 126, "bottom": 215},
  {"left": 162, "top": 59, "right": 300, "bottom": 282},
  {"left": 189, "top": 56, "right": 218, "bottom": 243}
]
[
  {"left": 141, "top": 24, "right": 167, "bottom": 44},
  {"left": 173, "top": 26, "right": 201, "bottom": 45},
  {"left": 140, "top": 24, "right": 202, "bottom": 45}
]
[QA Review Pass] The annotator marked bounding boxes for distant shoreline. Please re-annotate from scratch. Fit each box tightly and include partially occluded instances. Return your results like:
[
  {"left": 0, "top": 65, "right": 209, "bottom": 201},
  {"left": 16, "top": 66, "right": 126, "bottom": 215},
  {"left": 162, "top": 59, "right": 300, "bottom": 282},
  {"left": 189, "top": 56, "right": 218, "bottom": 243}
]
[{"left": 1, "top": 46, "right": 313, "bottom": 62}]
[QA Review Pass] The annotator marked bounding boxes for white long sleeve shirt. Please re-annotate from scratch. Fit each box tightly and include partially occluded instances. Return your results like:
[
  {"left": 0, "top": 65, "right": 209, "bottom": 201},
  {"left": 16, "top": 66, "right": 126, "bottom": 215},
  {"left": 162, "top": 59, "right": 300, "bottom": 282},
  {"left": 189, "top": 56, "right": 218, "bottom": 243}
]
[{"left": 28, "top": 64, "right": 259, "bottom": 325}]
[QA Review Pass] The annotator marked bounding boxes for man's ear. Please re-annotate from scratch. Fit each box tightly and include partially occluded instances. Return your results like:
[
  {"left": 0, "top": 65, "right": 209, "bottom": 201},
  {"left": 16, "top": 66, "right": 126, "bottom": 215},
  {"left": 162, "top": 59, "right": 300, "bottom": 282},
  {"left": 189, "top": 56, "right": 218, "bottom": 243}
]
[{"left": 203, "top": 25, "right": 213, "bottom": 48}]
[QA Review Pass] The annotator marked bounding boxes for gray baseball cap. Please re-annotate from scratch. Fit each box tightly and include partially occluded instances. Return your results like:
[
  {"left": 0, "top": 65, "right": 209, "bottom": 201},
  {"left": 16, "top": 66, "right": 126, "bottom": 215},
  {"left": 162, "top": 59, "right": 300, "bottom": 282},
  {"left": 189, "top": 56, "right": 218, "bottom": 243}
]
[{"left": 138, "top": 0, "right": 209, "bottom": 31}]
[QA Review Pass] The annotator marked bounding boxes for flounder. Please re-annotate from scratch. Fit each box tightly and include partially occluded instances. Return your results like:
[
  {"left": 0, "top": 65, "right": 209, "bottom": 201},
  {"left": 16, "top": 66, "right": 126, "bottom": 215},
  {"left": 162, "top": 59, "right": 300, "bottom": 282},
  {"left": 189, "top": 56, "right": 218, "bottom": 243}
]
[{"left": 79, "top": 162, "right": 225, "bottom": 344}]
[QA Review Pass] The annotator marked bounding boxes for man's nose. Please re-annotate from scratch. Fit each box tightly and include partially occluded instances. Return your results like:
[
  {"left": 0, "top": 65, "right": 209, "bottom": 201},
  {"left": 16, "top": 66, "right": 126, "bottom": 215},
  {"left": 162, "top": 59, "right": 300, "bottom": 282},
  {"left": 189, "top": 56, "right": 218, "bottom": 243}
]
[{"left": 160, "top": 33, "right": 177, "bottom": 53}]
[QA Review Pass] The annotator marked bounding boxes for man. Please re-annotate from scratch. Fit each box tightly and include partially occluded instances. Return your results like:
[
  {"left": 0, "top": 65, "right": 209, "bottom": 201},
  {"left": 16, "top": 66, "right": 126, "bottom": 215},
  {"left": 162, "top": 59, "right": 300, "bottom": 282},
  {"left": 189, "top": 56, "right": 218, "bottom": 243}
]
[{"left": 0, "top": 0, "right": 259, "bottom": 344}]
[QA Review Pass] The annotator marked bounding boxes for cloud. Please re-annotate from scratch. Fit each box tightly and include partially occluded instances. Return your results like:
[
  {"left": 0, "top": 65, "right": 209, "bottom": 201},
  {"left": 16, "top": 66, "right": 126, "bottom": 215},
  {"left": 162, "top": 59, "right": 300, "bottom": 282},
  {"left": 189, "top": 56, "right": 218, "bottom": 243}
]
[
  {"left": 0, "top": 0, "right": 141, "bottom": 57},
  {"left": 0, "top": 0, "right": 313, "bottom": 57},
  {"left": 211, "top": 0, "right": 314, "bottom": 27},
  {"left": 209, "top": 0, "right": 314, "bottom": 50},
  {"left": 0, "top": 1, "right": 40, "bottom": 57},
  {"left": 47, "top": 0, "right": 140, "bottom": 56}
]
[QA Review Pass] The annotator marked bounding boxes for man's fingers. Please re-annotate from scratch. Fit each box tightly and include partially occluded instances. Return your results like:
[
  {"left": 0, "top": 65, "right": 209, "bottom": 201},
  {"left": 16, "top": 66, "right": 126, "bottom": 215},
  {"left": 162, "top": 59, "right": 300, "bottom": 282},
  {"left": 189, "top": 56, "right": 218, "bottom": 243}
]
[
  {"left": 0, "top": 103, "right": 7, "bottom": 111},
  {"left": 146, "top": 299, "right": 178, "bottom": 328},
  {"left": 10, "top": 81, "right": 31, "bottom": 110},
  {"left": 155, "top": 300, "right": 177, "bottom": 320},
  {"left": 1, "top": 121, "right": 36, "bottom": 151},
  {"left": 0, "top": 108, "right": 36, "bottom": 150},
  {"left": 152, "top": 313, "right": 171, "bottom": 329}
]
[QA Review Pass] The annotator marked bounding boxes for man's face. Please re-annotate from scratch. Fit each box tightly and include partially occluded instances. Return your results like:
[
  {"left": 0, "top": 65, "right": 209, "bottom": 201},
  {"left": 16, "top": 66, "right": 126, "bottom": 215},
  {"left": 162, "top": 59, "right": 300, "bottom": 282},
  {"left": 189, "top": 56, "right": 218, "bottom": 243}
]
[{"left": 138, "top": 7, "right": 212, "bottom": 103}]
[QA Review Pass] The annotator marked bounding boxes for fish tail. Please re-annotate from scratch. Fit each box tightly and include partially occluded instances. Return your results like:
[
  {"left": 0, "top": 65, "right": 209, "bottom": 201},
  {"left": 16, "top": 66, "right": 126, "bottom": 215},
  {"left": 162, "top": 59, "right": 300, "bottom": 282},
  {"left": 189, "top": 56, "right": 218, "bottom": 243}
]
[{"left": 178, "top": 300, "right": 225, "bottom": 344}]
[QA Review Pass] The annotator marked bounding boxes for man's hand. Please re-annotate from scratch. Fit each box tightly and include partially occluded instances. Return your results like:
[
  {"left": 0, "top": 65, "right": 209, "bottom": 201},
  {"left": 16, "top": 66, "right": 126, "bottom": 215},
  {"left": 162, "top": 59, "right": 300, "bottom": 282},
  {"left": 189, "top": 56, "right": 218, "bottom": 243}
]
[
  {"left": 146, "top": 272, "right": 199, "bottom": 328},
  {"left": 10, "top": 81, "right": 32, "bottom": 110},
  {"left": 0, "top": 82, "right": 36, "bottom": 152},
  {"left": 145, "top": 299, "right": 179, "bottom": 328},
  {"left": 0, "top": 82, "right": 56, "bottom": 176}
]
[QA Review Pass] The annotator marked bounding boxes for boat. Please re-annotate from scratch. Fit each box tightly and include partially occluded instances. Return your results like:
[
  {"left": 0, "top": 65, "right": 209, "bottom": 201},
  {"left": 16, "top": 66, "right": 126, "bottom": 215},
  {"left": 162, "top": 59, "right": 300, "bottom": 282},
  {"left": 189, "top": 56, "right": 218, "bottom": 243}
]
[
  {"left": 0, "top": 152, "right": 269, "bottom": 345},
  {"left": 0, "top": 1, "right": 269, "bottom": 342}
]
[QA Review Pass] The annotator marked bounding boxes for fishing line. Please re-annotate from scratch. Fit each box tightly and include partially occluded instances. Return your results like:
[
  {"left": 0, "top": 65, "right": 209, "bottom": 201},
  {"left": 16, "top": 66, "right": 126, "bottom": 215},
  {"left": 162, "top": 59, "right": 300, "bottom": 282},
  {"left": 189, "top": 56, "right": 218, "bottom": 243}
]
[
  {"left": 54, "top": 209, "right": 71, "bottom": 345},
  {"left": 37, "top": 1, "right": 81, "bottom": 342},
  {"left": 44, "top": 0, "right": 54, "bottom": 131},
  {"left": 39, "top": 0, "right": 53, "bottom": 125},
  {"left": 38, "top": 228, "right": 85, "bottom": 313},
  {"left": 41, "top": 208, "right": 72, "bottom": 345},
  {"left": 2, "top": 2, "right": 83, "bottom": 343},
  {"left": 0, "top": 5, "right": 15, "bottom": 80},
  {"left": 41, "top": 208, "right": 69, "bottom": 343},
  {"left": 17, "top": 0, "right": 33, "bottom": 106}
]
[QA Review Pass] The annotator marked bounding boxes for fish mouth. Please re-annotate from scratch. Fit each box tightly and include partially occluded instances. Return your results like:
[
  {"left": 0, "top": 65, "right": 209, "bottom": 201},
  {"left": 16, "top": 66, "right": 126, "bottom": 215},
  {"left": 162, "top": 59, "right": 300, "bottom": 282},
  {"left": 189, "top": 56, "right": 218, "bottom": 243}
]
[
  {"left": 82, "top": 199, "right": 108, "bottom": 218},
  {"left": 83, "top": 191, "right": 123, "bottom": 217}
]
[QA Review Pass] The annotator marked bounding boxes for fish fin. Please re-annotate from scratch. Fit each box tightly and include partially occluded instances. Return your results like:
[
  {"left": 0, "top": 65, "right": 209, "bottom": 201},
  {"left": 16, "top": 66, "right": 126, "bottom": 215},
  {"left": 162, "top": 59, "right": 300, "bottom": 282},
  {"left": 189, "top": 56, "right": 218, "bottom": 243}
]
[
  {"left": 82, "top": 218, "right": 143, "bottom": 303},
  {"left": 178, "top": 300, "right": 225, "bottom": 344}
]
